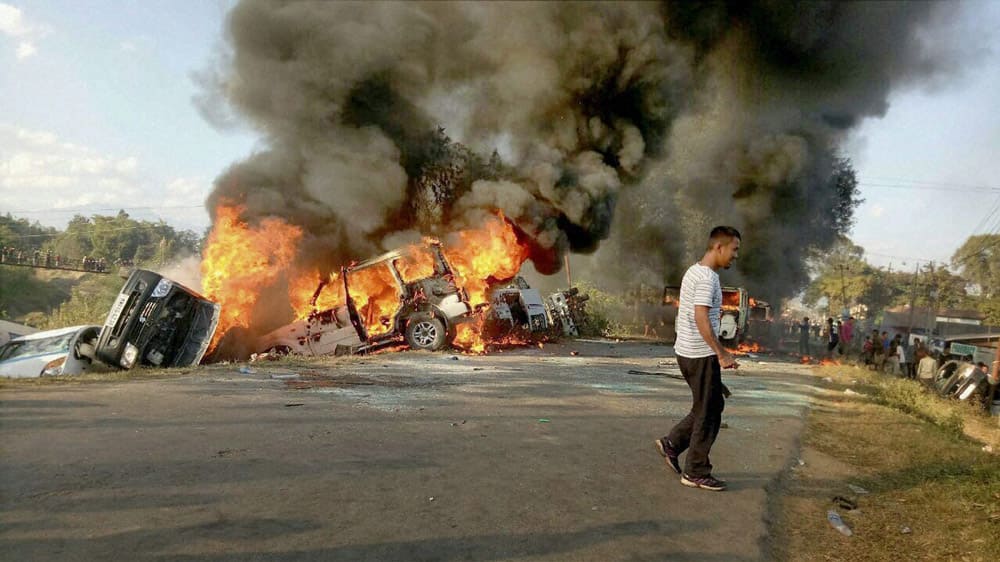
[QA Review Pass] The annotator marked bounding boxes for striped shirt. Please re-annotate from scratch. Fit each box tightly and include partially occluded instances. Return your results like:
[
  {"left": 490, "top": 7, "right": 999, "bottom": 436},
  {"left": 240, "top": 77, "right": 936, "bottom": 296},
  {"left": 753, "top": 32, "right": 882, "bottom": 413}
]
[{"left": 674, "top": 263, "right": 722, "bottom": 359}]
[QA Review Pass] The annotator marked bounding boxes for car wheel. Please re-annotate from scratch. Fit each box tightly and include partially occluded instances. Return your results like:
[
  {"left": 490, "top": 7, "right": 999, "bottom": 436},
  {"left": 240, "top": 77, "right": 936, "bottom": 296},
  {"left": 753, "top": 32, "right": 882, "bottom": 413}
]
[{"left": 405, "top": 316, "right": 447, "bottom": 351}]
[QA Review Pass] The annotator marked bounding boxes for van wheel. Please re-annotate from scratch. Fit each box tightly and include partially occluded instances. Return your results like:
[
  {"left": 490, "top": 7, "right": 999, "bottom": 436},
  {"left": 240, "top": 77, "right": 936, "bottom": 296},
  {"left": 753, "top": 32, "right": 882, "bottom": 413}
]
[{"left": 405, "top": 317, "right": 447, "bottom": 351}]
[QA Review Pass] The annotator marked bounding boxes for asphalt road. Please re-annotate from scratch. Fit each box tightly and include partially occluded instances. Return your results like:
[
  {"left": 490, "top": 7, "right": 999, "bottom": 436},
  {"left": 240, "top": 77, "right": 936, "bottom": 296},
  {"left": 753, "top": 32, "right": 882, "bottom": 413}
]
[{"left": 1, "top": 340, "right": 817, "bottom": 561}]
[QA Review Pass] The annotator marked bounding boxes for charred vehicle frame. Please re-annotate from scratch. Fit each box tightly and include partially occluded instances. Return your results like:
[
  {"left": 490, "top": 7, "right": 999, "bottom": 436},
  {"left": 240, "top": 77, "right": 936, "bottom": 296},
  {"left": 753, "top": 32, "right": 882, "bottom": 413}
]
[{"left": 256, "top": 240, "right": 473, "bottom": 356}]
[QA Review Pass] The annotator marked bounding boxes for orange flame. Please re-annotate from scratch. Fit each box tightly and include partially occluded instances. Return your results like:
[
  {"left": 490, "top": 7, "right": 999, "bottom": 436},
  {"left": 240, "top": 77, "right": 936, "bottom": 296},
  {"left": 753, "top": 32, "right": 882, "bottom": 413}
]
[
  {"left": 278, "top": 213, "right": 529, "bottom": 352},
  {"left": 729, "top": 341, "right": 762, "bottom": 356},
  {"left": 444, "top": 214, "right": 530, "bottom": 306},
  {"left": 201, "top": 206, "right": 303, "bottom": 348}
]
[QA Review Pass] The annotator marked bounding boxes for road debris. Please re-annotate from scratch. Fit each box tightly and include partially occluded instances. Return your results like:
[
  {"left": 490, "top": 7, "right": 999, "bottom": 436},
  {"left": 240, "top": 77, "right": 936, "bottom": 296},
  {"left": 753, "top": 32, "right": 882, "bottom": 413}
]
[
  {"left": 847, "top": 484, "right": 870, "bottom": 495},
  {"left": 284, "top": 403, "right": 304, "bottom": 407},
  {"left": 900, "top": 526, "right": 912, "bottom": 534},
  {"left": 269, "top": 373, "right": 300, "bottom": 380},
  {"left": 626, "top": 369, "right": 684, "bottom": 380},
  {"left": 827, "top": 510, "right": 853, "bottom": 536},
  {"left": 832, "top": 496, "right": 857, "bottom": 510},
  {"left": 844, "top": 389, "right": 860, "bottom": 396},
  {"left": 538, "top": 418, "right": 550, "bottom": 423},
  {"left": 238, "top": 366, "right": 256, "bottom": 374}
]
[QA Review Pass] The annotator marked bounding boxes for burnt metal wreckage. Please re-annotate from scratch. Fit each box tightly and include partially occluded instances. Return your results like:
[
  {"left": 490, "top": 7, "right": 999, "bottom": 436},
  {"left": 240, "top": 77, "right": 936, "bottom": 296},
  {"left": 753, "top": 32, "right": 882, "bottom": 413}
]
[
  {"left": 481, "top": 276, "right": 590, "bottom": 342},
  {"left": 252, "top": 242, "right": 592, "bottom": 360},
  {"left": 255, "top": 240, "right": 472, "bottom": 357}
]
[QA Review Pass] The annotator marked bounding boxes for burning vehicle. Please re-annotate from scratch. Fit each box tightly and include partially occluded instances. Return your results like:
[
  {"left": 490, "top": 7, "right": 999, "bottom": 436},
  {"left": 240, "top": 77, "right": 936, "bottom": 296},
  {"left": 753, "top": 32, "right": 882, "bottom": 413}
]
[
  {"left": 256, "top": 240, "right": 472, "bottom": 356},
  {"left": 94, "top": 269, "right": 221, "bottom": 370},
  {"left": 663, "top": 285, "right": 751, "bottom": 345}
]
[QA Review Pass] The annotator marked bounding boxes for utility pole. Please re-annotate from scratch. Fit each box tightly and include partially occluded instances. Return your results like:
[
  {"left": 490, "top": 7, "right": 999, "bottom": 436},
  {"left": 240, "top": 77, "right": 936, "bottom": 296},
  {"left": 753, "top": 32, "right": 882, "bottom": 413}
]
[
  {"left": 925, "top": 261, "right": 937, "bottom": 338},
  {"left": 906, "top": 262, "right": 919, "bottom": 339},
  {"left": 838, "top": 264, "right": 848, "bottom": 318}
]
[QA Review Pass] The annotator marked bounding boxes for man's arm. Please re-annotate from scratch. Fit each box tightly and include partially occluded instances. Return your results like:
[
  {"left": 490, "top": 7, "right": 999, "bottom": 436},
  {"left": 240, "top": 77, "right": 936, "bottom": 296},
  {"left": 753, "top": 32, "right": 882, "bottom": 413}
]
[{"left": 694, "top": 305, "right": 737, "bottom": 368}]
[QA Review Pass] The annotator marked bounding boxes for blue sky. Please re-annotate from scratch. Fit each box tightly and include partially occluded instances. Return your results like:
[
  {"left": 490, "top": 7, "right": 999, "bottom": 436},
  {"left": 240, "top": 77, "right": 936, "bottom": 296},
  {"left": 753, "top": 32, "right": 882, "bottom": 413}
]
[{"left": 1, "top": 1, "right": 999, "bottom": 273}]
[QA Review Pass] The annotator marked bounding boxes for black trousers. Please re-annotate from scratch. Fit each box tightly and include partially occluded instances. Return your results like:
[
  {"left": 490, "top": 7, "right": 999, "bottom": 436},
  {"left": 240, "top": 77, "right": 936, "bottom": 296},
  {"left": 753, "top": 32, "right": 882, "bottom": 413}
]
[{"left": 664, "top": 354, "right": 725, "bottom": 478}]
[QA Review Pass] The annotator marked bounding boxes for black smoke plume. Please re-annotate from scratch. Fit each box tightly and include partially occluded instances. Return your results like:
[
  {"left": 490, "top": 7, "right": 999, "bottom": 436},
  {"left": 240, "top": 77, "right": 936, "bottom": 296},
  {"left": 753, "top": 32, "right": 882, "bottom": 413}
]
[{"left": 198, "top": 1, "right": 959, "bottom": 303}]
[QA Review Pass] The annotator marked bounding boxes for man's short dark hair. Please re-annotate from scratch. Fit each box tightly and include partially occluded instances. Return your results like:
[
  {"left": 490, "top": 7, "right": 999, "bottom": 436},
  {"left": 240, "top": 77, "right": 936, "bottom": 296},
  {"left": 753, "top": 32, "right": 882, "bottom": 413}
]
[{"left": 707, "top": 226, "right": 741, "bottom": 249}]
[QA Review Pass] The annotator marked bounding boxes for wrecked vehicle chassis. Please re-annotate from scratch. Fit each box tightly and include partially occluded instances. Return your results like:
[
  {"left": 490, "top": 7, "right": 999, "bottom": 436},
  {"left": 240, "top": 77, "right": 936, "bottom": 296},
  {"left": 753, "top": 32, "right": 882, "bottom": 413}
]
[{"left": 256, "top": 241, "right": 472, "bottom": 357}]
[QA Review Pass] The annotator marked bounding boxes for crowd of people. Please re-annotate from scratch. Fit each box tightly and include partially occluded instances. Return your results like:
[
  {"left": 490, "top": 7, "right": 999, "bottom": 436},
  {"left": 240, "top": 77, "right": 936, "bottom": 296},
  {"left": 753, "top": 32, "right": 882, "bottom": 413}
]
[
  {"left": 0, "top": 247, "right": 134, "bottom": 272},
  {"left": 787, "top": 313, "right": 994, "bottom": 389}
]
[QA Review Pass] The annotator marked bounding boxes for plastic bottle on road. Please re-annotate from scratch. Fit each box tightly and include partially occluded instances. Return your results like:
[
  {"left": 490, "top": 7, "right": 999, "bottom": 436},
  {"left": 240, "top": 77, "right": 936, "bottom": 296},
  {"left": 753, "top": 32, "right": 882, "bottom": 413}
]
[{"left": 827, "top": 510, "right": 853, "bottom": 536}]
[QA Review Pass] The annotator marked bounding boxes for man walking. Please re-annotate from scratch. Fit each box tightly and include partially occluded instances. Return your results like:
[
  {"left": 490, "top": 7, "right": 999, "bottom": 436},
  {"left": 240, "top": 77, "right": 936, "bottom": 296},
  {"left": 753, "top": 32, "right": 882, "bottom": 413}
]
[{"left": 655, "top": 226, "right": 741, "bottom": 492}]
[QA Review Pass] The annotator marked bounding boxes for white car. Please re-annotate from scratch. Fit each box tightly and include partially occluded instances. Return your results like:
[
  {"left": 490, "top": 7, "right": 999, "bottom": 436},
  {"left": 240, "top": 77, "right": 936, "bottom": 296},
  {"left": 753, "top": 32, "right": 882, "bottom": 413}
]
[{"left": 0, "top": 325, "right": 103, "bottom": 378}]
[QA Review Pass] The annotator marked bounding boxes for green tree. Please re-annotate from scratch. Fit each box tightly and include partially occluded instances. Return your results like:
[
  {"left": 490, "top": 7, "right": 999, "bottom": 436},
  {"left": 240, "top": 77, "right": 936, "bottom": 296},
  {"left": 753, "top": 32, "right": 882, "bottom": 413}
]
[
  {"left": 951, "top": 234, "right": 1000, "bottom": 297},
  {"left": 803, "top": 237, "right": 873, "bottom": 315}
]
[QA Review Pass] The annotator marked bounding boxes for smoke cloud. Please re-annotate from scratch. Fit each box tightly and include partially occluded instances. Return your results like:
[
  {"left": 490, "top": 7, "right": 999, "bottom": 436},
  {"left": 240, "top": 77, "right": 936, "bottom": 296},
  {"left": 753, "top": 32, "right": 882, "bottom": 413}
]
[{"left": 199, "top": 0, "right": 960, "bottom": 303}]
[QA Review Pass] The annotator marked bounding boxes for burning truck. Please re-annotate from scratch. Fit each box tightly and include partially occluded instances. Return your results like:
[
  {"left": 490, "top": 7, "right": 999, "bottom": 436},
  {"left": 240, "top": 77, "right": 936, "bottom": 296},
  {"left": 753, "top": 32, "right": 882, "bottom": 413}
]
[{"left": 663, "top": 285, "right": 771, "bottom": 347}]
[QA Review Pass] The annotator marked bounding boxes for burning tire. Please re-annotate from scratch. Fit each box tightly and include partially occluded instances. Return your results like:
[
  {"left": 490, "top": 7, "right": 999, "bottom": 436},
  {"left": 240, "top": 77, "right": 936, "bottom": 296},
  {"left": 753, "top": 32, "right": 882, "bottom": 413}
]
[{"left": 405, "top": 316, "right": 447, "bottom": 351}]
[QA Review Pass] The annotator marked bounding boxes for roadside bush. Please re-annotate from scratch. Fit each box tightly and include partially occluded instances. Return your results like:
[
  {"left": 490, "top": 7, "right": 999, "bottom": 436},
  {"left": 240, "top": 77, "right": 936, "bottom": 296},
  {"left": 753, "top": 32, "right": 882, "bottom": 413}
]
[
  {"left": 871, "top": 377, "right": 965, "bottom": 437},
  {"left": 573, "top": 282, "right": 637, "bottom": 338},
  {"left": 0, "top": 268, "right": 68, "bottom": 319},
  {"left": 32, "top": 275, "right": 122, "bottom": 330}
]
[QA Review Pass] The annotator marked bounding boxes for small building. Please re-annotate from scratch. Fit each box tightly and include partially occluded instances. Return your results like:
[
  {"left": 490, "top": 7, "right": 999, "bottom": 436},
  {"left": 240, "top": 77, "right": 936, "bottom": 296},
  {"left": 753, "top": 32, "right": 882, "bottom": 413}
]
[{"left": 880, "top": 305, "right": 992, "bottom": 340}]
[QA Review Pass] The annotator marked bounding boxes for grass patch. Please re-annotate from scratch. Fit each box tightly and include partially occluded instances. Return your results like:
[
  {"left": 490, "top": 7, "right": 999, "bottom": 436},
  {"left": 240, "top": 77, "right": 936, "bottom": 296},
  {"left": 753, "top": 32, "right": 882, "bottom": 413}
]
[
  {"left": 817, "top": 365, "right": 997, "bottom": 448},
  {"left": 770, "top": 367, "right": 1000, "bottom": 561}
]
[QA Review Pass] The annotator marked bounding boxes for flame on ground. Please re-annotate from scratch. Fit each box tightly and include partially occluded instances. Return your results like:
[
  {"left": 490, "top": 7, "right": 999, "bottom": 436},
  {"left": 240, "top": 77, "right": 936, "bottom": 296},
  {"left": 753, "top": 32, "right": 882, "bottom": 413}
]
[
  {"left": 729, "top": 342, "right": 762, "bottom": 355},
  {"left": 201, "top": 206, "right": 303, "bottom": 349}
]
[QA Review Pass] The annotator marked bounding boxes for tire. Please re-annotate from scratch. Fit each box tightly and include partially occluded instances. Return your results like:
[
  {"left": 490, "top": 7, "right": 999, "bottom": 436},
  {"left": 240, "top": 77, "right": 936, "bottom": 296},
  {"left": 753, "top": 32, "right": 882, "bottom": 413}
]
[{"left": 405, "top": 316, "right": 447, "bottom": 351}]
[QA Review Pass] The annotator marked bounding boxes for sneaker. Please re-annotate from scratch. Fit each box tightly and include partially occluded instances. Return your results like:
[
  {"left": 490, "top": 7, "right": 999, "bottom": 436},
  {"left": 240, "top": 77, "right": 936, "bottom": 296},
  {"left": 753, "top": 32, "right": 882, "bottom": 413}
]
[
  {"left": 680, "top": 473, "right": 727, "bottom": 491},
  {"left": 654, "top": 438, "right": 682, "bottom": 474}
]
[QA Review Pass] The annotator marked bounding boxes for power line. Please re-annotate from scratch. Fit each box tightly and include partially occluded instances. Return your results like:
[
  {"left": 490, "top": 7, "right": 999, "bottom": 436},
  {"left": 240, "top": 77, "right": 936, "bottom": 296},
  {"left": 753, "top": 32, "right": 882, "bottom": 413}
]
[
  {"left": 6, "top": 205, "right": 204, "bottom": 214},
  {"left": 863, "top": 251, "right": 941, "bottom": 266},
  {"left": 859, "top": 176, "right": 1000, "bottom": 191},
  {"left": 857, "top": 182, "right": 1000, "bottom": 194}
]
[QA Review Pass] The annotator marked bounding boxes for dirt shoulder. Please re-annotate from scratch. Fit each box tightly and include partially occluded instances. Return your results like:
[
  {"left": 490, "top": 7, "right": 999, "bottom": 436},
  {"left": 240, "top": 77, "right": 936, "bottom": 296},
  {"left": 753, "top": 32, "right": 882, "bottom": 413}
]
[{"left": 768, "top": 365, "right": 1000, "bottom": 561}]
